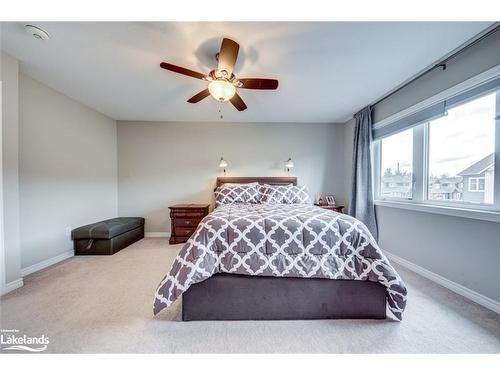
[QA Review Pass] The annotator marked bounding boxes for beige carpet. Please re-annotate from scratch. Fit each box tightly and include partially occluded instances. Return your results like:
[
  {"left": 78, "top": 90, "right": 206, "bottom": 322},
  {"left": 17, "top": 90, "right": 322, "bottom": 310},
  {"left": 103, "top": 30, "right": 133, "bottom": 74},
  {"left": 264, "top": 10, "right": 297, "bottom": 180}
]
[{"left": 1, "top": 238, "right": 499, "bottom": 353}]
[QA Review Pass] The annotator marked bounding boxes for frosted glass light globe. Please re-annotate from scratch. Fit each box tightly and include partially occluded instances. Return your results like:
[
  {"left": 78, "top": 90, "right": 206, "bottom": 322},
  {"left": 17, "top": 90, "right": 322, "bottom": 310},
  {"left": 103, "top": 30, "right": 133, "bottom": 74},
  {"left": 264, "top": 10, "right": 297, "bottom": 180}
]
[{"left": 208, "top": 80, "right": 236, "bottom": 102}]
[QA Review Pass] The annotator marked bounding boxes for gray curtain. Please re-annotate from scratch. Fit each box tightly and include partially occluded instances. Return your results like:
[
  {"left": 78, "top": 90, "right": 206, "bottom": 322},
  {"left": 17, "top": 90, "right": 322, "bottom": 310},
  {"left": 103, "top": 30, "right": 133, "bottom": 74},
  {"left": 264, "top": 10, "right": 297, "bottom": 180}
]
[{"left": 348, "top": 106, "right": 378, "bottom": 240}]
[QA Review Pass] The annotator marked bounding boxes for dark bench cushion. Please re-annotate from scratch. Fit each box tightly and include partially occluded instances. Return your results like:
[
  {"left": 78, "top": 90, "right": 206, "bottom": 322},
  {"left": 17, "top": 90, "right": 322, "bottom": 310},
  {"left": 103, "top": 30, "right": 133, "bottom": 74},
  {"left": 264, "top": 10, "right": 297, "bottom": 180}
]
[{"left": 71, "top": 217, "right": 145, "bottom": 240}]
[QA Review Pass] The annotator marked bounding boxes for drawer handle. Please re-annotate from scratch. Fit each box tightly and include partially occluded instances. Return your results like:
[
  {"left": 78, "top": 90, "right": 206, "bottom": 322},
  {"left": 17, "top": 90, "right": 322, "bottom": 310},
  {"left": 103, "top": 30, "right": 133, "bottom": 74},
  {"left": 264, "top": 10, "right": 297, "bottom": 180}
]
[{"left": 185, "top": 220, "right": 191, "bottom": 225}]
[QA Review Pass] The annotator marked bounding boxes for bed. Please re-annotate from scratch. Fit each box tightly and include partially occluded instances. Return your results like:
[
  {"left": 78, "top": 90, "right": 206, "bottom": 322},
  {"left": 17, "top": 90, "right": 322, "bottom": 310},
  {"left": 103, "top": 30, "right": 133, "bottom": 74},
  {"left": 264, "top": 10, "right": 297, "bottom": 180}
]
[{"left": 154, "top": 177, "right": 407, "bottom": 321}]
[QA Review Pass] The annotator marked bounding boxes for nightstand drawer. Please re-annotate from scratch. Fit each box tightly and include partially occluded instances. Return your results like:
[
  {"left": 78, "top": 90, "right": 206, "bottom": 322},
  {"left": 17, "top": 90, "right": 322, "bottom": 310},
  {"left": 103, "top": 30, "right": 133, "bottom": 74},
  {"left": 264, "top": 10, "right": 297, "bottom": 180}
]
[
  {"left": 173, "top": 226, "right": 196, "bottom": 237},
  {"left": 170, "top": 211, "right": 206, "bottom": 219},
  {"left": 169, "top": 204, "right": 209, "bottom": 245},
  {"left": 173, "top": 218, "right": 201, "bottom": 227}
]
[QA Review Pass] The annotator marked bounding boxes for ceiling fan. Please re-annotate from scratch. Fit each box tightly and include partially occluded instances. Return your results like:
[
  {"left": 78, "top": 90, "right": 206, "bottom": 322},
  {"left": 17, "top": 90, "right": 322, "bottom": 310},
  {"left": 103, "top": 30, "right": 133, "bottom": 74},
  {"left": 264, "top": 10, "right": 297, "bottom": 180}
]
[{"left": 159, "top": 38, "right": 279, "bottom": 111}]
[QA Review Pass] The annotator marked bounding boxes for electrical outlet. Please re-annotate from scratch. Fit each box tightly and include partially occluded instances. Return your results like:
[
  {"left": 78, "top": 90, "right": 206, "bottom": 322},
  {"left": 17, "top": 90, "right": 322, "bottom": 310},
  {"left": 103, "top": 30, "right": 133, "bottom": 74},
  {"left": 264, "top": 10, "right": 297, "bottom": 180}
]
[{"left": 65, "top": 227, "right": 72, "bottom": 237}]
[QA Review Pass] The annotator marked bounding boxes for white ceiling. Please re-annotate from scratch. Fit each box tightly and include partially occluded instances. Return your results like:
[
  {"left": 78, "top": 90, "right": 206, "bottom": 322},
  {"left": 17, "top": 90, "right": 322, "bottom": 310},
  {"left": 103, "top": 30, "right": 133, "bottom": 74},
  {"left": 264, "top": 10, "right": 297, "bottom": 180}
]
[{"left": 1, "top": 22, "right": 493, "bottom": 123}]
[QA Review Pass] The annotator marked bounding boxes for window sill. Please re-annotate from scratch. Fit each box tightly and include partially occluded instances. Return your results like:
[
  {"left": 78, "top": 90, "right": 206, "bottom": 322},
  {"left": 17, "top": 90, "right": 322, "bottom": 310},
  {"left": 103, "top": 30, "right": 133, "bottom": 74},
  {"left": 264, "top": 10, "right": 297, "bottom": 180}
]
[{"left": 374, "top": 200, "right": 500, "bottom": 223}]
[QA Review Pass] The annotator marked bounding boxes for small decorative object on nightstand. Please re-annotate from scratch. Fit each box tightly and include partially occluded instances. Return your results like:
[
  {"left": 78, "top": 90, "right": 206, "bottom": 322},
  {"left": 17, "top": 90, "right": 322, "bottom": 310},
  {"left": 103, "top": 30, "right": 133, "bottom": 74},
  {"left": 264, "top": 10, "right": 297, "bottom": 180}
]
[
  {"left": 325, "top": 195, "right": 336, "bottom": 206},
  {"left": 314, "top": 203, "right": 345, "bottom": 213},
  {"left": 169, "top": 204, "right": 209, "bottom": 244},
  {"left": 317, "top": 194, "right": 323, "bottom": 206}
]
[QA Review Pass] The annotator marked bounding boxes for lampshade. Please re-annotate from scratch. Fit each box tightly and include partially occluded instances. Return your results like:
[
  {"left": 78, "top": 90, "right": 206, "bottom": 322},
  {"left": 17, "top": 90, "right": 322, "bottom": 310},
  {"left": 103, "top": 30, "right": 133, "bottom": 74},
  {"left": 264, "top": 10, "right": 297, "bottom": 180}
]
[
  {"left": 208, "top": 80, "right": 236, "bottom": 102},
  {"left": 285, "top": 158, "right": 294, "bottom": 169},
  {"left": 219, "top": 157, "right": 228, "bottom": 168}
]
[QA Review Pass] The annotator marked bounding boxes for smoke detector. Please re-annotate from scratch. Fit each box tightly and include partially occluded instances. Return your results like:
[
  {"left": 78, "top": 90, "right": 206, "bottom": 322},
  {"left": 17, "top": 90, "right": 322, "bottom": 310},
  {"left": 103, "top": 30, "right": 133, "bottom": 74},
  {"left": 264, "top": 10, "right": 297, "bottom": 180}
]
[{"left": 24, "top": 24, "right": 50, "bottom": 40}]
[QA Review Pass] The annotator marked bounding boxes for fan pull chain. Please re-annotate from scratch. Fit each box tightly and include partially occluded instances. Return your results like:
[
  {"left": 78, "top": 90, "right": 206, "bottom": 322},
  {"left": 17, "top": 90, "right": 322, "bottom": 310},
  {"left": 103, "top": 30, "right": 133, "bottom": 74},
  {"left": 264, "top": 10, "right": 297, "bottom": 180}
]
[{"left": 218, "top": 102, "right": 224, "bottom": 120}]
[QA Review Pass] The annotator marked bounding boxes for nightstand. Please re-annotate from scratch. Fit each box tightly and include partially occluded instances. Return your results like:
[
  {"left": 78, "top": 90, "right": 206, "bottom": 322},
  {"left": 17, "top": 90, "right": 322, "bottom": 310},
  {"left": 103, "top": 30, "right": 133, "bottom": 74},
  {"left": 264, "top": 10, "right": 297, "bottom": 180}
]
[
  {"left": 314, "top": 204, "right": 345, "bottom": 213},
  {"left": 169, "top": 204, "right": 209, "bottom": 244}
]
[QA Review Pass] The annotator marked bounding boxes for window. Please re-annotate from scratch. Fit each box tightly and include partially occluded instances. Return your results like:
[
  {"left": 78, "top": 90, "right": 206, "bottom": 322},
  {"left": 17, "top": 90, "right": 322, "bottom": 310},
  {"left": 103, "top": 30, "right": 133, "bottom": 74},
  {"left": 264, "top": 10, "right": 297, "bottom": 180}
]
[
  {"left": 468, "top": 177, "right": 486, "bottom": 192},
  {"left": 374, "top": 78, "right": 500, "bottom": 212},
  {"left": 427, "top": 92, "right": 495, "bottom": 204},
  {"left": 469, "top": 178, "right": 478, "bottom": 191},
  {"left": 379, "top": 128, "right": 413, "bottom": 199}
]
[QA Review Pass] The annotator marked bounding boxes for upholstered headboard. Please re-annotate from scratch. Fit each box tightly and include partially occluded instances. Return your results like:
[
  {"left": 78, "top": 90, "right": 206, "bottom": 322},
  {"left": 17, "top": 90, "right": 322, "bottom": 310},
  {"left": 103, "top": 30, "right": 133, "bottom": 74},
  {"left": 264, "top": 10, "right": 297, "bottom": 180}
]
[{"left": 215, "top": 177, "right": 297, "bottom": 188}]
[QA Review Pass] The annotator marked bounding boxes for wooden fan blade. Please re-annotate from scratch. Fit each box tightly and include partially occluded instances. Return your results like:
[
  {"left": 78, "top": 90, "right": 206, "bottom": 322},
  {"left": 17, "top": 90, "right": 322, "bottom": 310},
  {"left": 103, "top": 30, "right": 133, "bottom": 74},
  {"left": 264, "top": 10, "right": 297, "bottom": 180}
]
[
  {"left": 230, "top": 92, "right": 247, "bottom": 111},
  {"left": 160, "top": 62, "right": 206, "bottom": 80},
  {"left": 187, "top": 89, "right": 210, "bottom": 103},
  {"left": 218, "top": 38, "right": 239, "bottom": 77},
  {"left": 239, "top": 78, "right": 279, "bottom": 90}
]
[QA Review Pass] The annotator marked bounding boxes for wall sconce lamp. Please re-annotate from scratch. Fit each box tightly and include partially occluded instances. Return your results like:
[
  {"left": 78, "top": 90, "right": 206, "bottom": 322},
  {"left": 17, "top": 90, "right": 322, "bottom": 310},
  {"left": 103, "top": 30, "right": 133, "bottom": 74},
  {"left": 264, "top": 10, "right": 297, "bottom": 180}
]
[
  {"left": 285, "top": 157, "right": 294, "bottom": 174},
  {"left": 219, "top": 157, "right": 228, "bottom": 176}
]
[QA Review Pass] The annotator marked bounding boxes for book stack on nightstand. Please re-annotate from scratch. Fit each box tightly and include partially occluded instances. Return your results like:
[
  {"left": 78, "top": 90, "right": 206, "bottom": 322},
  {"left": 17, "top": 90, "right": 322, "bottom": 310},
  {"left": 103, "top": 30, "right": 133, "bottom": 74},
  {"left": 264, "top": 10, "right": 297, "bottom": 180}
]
[
  {"left": 314, "top": 204, "right": 345, "bottom": 213},
  {"left": 169, "top": 204, "right": 209, "bottom": 244}
]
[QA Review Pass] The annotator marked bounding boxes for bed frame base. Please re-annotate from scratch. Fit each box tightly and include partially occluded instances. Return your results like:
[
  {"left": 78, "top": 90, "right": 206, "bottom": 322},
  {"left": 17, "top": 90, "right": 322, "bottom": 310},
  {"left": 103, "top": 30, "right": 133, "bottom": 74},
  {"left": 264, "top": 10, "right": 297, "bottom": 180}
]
[{"left": 182, "top": 274, "right": 386, "bottom": 321}]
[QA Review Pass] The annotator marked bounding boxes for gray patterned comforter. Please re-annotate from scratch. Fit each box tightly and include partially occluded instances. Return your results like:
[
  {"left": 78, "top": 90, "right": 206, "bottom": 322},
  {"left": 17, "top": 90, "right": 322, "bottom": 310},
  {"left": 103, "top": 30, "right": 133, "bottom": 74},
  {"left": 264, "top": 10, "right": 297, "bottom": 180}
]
[{"left": 154, "top": 204, "right": 407, "bottom": 320}]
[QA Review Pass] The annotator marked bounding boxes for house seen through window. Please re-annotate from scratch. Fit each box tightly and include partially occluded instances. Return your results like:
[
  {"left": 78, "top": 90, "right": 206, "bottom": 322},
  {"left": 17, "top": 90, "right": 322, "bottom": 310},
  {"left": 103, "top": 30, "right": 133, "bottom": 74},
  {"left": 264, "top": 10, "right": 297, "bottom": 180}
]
[
  {"left": 380, "top": 128, "right": 413, "bottom": 199},
  {"left": 427, "top": 92, "right": 496, "bottom": 204}
]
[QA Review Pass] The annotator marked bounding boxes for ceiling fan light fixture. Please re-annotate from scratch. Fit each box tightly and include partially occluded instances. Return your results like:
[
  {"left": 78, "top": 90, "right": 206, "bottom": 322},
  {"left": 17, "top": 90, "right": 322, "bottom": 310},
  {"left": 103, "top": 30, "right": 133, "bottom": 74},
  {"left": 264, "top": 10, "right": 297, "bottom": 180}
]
[
  {"left": 159, "top": 37, "right": 278, "bottom": 111},
  {"left": 208, "top": 80, "right": 236, "bottom": 102}
]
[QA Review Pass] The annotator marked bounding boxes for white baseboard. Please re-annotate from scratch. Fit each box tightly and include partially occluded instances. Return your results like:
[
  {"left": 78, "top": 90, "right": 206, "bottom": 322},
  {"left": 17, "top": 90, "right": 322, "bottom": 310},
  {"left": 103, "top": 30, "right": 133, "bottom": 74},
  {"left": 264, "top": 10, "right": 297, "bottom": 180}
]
[
  {"left": 2, "top": 278, "right": 24, "bottom": 295},
  {"left": 21, "top": 250, "right": 74, "bottom": 277},
  {"left": 145, "top": 232, "right": 170, "bottom": 238},
  {"left": 385, "top": 250, "right": 500, "bottom": 314}
]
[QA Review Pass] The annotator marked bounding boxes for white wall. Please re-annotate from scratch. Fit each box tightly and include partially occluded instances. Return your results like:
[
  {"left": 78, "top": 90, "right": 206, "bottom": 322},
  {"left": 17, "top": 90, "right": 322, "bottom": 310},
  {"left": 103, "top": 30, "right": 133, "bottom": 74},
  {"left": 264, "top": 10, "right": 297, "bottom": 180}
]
[
  {"left": 117, "top": 121, "right": 345, "bottom": 233},
  {"left": 1, "top": 52, "right": 22, "bottom": 284},
  {"left": 18, "top": 74, "right": 118, "bottom": 269}
]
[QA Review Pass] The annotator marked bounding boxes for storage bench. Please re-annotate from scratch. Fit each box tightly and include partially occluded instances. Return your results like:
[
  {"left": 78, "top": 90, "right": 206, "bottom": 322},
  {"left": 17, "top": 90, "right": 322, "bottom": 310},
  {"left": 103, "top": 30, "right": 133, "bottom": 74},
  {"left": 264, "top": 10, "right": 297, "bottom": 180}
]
[{"left": 72, "top": 217, "right": 145, "bottom": 255}]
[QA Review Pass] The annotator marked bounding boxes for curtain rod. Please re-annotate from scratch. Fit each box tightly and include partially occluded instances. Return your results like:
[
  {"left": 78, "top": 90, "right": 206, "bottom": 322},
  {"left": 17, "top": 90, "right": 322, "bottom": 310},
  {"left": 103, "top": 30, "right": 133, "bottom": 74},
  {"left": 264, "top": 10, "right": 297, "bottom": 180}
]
[{"left": 370, "top": 23, "right": 500, "bottom": 109}]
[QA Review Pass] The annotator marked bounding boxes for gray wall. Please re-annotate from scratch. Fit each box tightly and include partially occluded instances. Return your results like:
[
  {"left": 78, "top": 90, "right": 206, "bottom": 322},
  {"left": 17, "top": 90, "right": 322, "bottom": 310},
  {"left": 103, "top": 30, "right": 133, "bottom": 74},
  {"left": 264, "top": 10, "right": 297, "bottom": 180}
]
[
  {"left": 1, "top": 52, "right": 22, "bottom": 284},
  {"left": 117, "top": 121, "right": 346, "bottom": 233},
  {"left": 19, "top": 73, "right": 118, "bottom": 269},
  {"left": 377, "top": 206, "right": 500, "bottom": 302},
  {"left": 373, "top": 27, "right": 500, "bottom": 123}
]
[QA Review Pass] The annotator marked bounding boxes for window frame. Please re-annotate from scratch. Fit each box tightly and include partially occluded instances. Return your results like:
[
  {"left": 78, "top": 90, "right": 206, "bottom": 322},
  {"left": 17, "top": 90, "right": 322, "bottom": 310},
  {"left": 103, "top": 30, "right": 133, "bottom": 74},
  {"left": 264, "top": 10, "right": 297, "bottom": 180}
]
[
  {"left": 468, "top": 177, "right": 485, "bottom": 192},
  {"left": 479, "top": 178, "right": 486, "bottom": 192},
  {"left": 469, "top": 178, "right": 478, "bottom": 192},
  {"left": 373, "top": 75, "right": 500, "bottom": 213}
]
